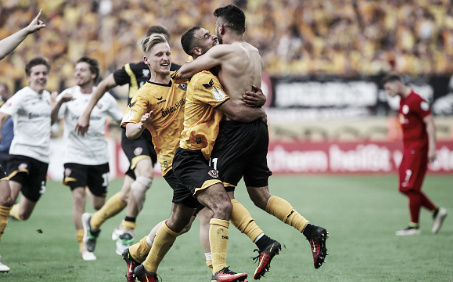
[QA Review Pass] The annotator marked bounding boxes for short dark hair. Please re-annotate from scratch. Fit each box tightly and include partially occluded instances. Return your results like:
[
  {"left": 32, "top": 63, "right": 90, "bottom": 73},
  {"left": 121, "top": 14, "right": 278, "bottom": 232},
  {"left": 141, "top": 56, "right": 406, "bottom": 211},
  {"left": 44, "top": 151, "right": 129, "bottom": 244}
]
[
  {"left": 77, "top": 56, "right": 100, "bottom": 81},
  {"left": 381, "top": 73, "right": 403, "bottom": 85},
  {"left": 181, "top": 26, "right": 202, "bottom": 56},
  {"left": 146, "top": 25, "right": 171, "bottom": 40},
  {"left": 25, "top": 56, "right": 50, "bottom": 76},
  {"left": 214, "top": 4, "right": 246, "bottom": 34}
]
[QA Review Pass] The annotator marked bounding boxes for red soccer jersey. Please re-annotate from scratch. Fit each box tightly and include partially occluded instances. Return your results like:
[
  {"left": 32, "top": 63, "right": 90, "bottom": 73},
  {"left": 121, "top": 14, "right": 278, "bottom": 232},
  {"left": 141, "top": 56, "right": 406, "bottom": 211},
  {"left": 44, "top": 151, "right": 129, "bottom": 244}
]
[{"left": 399, "top": 90, "right": 431, "bottom": 150}]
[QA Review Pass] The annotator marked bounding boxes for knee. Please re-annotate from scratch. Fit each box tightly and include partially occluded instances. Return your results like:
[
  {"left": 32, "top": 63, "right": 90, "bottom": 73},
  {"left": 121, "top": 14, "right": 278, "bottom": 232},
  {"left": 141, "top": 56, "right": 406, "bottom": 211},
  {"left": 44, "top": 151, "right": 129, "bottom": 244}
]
[
  {"left": 212, "top": 198, "right": 232, "bottom": 219},
  {"left": 248, "top": 190, "right": 271, "bottom": 210},
  {"left": 93, "top": 201, "right": 104, "bottom": 210},
  {"left": 0, "top": 196, "right": 14, "bottom": 207}
]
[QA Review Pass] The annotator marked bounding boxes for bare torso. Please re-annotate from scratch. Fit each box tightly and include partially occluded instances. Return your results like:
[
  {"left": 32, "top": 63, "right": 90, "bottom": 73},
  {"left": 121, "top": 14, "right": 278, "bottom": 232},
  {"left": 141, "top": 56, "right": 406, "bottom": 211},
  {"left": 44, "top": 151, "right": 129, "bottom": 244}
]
[{"left": 217, "top": 41, "right": 262, "bottom": 104}]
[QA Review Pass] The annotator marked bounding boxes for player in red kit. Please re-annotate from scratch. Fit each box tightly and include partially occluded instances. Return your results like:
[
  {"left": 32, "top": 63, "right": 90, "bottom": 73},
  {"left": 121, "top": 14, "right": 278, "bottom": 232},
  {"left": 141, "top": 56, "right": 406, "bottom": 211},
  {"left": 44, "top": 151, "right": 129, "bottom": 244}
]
[{"left": 382, "top": 74, "right": 448, "bottom": 236}]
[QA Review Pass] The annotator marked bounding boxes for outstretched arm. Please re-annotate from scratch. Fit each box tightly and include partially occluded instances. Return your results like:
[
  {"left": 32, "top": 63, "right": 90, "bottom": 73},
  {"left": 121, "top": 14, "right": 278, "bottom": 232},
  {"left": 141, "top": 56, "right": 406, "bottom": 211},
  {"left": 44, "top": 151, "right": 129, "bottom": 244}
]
[
  {"left": 217, "top": 100, "right": 267, "bottom": 123},
  {"left": 75, "top": 74, "right": 117, "bottom": 136},
  {"left": 173, "top": 45, "right": 232, "bottom": 82},
  {"left": 0, "top": 10, "right": 46, "bottom": 60}
]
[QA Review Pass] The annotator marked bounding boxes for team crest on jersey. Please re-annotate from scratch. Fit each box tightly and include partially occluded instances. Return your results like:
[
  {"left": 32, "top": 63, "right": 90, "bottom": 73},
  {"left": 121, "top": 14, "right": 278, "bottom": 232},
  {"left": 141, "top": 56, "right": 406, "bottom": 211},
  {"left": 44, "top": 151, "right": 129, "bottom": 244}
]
[
  {"left": 212, "top": 87, "right": 226, "bottom": 101},
  {"left": 134, "top": 147, "right": 143, "bottom": 156},
  {"left": 402, "top": 105, "right": 409, "bottom": 114},
  {"left": 208, "top": 169, "right": 219, "bottom": 178},
  {"left": 18, "top": 163, "right": 28, "bottom": 170},
  {"left": 178, "top": 83, "right": 187, "bottom": 91},
  {"left": 96, "top": 102, "right": 102, "bottom": 109},
  {"left": 65, "top": 168, "right": 72, "bottom": 176},
  {"left": 420, "top": 101, "right": 429, "bottom": 111}
]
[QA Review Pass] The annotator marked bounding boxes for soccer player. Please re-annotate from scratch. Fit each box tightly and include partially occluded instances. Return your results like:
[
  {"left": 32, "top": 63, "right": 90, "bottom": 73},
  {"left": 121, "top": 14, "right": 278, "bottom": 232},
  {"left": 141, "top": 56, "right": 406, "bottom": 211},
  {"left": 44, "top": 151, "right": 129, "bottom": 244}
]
[
  {"left": 51, "top": 57, "right": 124, "bottom": 260},
  {"left": 75, "top": 26, "right": 176, "bottom": 255},
  {"left": 123, "top": 34, "right": 265, "bottom": 282},
  {"left": 382, "top": 74, "right": 448, "bottom": 236},
  {"left": 0, "top": 56, "right": 52, "bottom": 221},
  {"left": 173, "top": 4, "right": 329, "bottom": 271},
  {"left": 0, "top": 10, "right": 46, "bottom": 272}
]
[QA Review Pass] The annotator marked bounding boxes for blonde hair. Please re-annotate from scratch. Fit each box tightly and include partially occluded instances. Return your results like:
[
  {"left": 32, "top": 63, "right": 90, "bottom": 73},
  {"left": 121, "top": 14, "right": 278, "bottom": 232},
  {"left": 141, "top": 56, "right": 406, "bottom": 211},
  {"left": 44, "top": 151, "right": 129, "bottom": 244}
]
[{"left": 139, "top": 34, "right": 168, "bottom": 55}]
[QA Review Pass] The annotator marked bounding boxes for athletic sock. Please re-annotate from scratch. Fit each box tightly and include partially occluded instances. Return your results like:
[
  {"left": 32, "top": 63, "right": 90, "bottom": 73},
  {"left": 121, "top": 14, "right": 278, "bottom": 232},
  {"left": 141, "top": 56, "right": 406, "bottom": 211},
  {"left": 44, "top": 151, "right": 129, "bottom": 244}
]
[
  {"left": 76, "top": 229, "right": 84, "bottom": 252},
  {"left": 129, "top": 235, "right": 152, "bottom": 263},
  {"left": 265, "top": 196, "right": 309, "bottom": 232},
  {"left": 0, "top": 205, "right": 11, "bottom": 240},
  {"left": 142, "top": 221, "right": 179, "bottom": 274},
  {"left": 230, "top": 199, "right": 263, "bottom": 242},
  {"left": 255, "top": 235, "right": 272, "bottom": 252},
  {"left": 205, "top": 252, "right": 213, "bottom": 273},
  {"left": 90, "top": 192, "right": 126, "bottom": 230},
  {"left": 9, "top": 204, "right": 21, "bottom": 220},
  {"left": 210, "top": 218, "right": 229, "bottom": 274},
  {"left": 302, "top": 223, "right": 316, "bottom": 240},
  {"left": 121, "top": 217, "right": 137, "bottom": 231}
]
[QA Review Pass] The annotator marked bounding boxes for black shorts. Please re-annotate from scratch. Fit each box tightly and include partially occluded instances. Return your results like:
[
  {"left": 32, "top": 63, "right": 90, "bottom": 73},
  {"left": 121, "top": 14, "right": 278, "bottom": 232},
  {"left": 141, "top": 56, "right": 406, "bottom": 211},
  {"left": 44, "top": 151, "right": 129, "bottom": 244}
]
[
  {"left": 210, "top": 119, "right": 272, "bottom": 189},
  {"left": 0, "top": 164, "right": 7, "bottom": 181},
  {"left": 163, "top": 169, "right": 200, "bottom": 209},
  {"left": 63, "top": 163, "right": 109, "bottom": 197},
  {"left": 7, "top": 155, "right": 48, "bottom": 202},
  {"left": 173, "top": 147, "right": 223, "bottom": 196},
  {"left": 121, "top": 128, "right": 157, "bottom": 179}
]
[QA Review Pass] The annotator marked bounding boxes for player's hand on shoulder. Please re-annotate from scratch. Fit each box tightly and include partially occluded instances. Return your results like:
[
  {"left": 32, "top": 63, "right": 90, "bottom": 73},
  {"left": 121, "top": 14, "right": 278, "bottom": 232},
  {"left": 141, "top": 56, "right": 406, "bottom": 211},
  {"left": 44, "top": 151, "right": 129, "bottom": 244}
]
[{"left": 243, "top": 85, "right": 266, "bottom": 107}]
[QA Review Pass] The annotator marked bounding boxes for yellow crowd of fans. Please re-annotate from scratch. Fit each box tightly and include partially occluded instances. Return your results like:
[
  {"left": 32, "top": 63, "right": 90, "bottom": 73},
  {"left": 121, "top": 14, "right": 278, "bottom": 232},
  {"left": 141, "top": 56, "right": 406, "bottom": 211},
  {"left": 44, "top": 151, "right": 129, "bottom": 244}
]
[{"left": 1, "top": 0, "right": 453, "bottom": 92}]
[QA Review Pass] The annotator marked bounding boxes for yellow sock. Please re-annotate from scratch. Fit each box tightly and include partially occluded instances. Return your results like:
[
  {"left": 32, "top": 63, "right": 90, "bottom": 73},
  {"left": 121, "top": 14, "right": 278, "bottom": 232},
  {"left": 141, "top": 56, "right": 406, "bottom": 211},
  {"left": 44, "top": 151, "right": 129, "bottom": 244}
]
[
  {"left": 76, "top": 229, "right": 84, "bottom": 252},
  {"left": 142, "top": 221, "right": 179, "bottom": 274},
  {"left": 90, "top": 192, "right": 126, "bottom": 229},
  {"left": 9, "top": 204, "right": 21, "bottom": 220},
  {"left": 121, "top": 219, "right": 137, "bottom": 231},
  {"left": 265, "top": 196, "right": 309, "bottom": 232},
  {"left": 230, "top": 199, "right": 263, "bottom": 242},
  {"left": 129, "top": 235, "right": 152, "bottom": 263},
  {"left": 0, "top": 205, "right": 11, "bottom": 240},
  {"left": 209, "top": 218, "right": 229, "bottom": 274},
  {"left": 206, "top": 260, "right": 213, "bottom": 273}
]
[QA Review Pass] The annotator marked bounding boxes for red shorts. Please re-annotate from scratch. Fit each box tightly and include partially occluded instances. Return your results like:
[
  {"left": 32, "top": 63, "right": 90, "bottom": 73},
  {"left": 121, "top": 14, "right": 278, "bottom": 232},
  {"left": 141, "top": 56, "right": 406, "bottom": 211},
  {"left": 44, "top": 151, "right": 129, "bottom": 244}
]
[{"left": 398, "top": 148, "right": 428, "bottom": 193}]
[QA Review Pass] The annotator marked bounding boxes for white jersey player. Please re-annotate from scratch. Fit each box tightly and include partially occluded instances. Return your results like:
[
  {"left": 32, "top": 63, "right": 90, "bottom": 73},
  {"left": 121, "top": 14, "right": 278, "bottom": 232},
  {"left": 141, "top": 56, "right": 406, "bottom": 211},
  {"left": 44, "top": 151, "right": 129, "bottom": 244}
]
[
  {"left": 51, "top": 57, "right": 123, "bottom": 261},
  {"left": 0, "top": 57, "right": 52, "bottom": 222}
]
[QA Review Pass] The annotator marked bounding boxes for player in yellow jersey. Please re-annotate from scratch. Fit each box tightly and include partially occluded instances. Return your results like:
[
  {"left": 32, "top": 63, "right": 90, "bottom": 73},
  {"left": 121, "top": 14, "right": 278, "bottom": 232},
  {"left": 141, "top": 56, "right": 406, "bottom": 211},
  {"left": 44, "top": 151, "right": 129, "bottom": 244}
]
[
  {"left": 126, "top": 33, "right": 267, "bottom": 282},
  {"left": 173, "top": 4, "right": 329, "bottom": 274}
]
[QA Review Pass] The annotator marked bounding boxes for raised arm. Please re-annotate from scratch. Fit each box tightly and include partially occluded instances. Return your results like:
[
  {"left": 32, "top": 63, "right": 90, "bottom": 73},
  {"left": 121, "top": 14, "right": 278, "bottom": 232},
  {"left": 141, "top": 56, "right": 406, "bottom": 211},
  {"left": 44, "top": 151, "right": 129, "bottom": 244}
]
[
  {"left": 173, "top": 45, "right": 232, "bottom": 81},
  {"left": 423, "top": 114, "right": 437, "bottom": 163},
  {"left": 75, "top": 73, "right": 117, "bottom": 136},
  {"left": 51, "top": 92, "right": 74, "bottom": 125},
  {"left": 0, "top": 10, "right": 46, "bottom": 60}
]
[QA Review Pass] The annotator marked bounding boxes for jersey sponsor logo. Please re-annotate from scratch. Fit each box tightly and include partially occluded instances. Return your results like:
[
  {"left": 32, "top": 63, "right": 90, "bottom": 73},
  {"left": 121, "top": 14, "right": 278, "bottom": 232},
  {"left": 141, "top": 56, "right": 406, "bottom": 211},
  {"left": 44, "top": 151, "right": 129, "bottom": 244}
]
[
  {"left": 208, "top": 169, "right": 219, "bottom": 178},
  {"left": 420, "top": 101, "right": 429, "bottom": 111},
  {"left": 28, "top": 112, "right": 51, "bottom": 119},
  {"left": 212, "top": 87, "right": 226, "bottom": 101},
  {"left": 161, "top": 98, "right": 185, "bottom": 117},
  {"left": 134, "top": 147, "right": 143, "bottom": 156},
  {"left": 203, "top": 79, "right": 214, "bottom": 89}
]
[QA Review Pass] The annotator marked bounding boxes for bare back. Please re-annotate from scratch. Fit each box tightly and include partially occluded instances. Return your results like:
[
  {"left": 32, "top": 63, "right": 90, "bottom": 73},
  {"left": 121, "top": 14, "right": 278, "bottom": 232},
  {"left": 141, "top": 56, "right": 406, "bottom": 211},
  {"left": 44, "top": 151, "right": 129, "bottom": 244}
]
[{"left": 217, "top": 42, "right": 262, "bottom": 104}]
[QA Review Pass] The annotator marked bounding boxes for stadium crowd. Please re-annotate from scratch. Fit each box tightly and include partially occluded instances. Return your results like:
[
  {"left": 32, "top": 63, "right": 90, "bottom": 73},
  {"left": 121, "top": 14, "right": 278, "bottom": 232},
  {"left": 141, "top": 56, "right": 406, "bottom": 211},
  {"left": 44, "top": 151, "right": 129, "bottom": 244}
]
[{"left": 1, "top": 0, "right": 453, "bottom": 93}]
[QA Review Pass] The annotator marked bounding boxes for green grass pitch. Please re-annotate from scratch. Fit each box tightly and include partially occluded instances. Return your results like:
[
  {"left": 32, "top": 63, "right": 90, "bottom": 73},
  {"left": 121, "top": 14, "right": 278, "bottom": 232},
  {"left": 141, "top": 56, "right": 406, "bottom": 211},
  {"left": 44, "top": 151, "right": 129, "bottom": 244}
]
[{"left": 1, "top": 174, "right": 452, "bottom": 282}]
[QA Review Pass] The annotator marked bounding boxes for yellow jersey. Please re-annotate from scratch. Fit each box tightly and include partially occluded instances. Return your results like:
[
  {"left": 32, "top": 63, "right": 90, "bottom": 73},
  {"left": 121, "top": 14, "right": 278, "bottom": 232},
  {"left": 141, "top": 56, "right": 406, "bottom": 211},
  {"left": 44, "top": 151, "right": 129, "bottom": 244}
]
[
  {"left": 179, "top": 70, "right": 229, "bottom": 160},
  {"left": 121, "top": 80, "right": 186, "bottom": 175}
]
